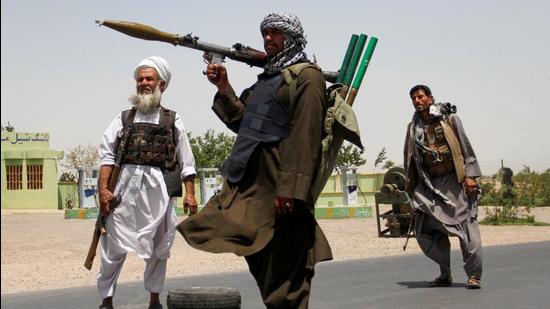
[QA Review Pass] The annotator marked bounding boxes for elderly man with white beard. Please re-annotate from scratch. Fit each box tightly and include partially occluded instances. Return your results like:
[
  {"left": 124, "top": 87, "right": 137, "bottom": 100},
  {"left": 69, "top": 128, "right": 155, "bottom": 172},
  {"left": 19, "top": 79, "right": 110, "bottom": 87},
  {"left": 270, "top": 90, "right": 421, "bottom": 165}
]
[{"left": 97, "top": 56, "right": 197, "bottom": 309}]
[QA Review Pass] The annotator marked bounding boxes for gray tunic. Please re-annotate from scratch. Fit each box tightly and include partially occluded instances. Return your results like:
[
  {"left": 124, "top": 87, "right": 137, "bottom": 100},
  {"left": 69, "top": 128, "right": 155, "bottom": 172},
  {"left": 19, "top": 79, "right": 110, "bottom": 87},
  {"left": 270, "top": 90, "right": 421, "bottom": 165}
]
[
  {"left": 404, "top": 115, "right": 482, "bottom": 225},
  {"left": 404, "top": 114, "right": 483, "bottom": 278}
]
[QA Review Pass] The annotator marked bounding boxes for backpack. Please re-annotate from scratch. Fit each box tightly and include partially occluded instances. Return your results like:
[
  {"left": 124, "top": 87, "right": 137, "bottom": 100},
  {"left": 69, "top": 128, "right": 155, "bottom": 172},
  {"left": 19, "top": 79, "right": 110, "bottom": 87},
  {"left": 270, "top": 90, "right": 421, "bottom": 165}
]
[{"left": 281, "top": 63, "right": 364, "bottom": 201}]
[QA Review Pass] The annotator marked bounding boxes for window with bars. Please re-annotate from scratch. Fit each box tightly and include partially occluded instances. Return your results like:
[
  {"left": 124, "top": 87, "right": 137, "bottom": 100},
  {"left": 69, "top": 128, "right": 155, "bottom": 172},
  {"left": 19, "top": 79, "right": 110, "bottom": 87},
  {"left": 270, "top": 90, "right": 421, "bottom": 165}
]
[
  {"left": 7, "top": 165, "right": 23, "bottom": 190},
  {"left": 27, "top": 164, "right": 43, "bottom": 190}
]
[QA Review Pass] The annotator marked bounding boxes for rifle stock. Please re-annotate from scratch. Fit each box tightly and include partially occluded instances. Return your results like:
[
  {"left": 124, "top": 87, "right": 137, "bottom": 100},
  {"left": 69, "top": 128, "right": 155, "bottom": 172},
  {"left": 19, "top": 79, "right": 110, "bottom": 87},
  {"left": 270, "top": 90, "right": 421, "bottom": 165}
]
[
  {"left": 84, "top": 213, "right": 105, "bottom": 270},
  {"left": 84, "top": 165, "right": 121, "bottom": 270}
]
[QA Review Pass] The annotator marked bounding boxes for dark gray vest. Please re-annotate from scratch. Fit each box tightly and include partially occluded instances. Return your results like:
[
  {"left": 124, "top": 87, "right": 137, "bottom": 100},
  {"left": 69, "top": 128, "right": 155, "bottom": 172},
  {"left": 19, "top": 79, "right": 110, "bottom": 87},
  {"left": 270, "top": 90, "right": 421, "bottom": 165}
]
[
  {"left": 221, "top": 74, "right": 288, "bottom": 183},
  {"left": 120, "top": 107, "right": 183, "bottom": 197}
]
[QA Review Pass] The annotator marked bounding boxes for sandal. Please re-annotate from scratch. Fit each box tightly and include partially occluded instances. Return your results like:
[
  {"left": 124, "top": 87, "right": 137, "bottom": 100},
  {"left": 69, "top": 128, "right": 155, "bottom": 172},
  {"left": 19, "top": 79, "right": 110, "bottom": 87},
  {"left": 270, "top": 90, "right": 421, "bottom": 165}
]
[
  {"left": 467, "top": 277, "right": 481, "bottom": 289},
  {"left": 428, "top": 275, "right": 453, "bottom": 287}
]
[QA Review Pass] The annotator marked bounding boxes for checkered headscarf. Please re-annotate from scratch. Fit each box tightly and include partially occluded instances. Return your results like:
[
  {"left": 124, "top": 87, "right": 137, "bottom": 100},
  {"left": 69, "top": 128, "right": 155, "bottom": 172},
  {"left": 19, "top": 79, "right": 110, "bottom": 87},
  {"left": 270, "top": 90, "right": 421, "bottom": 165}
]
[{"left": 260, "top": 12, "right": 308, "bottom": 74}]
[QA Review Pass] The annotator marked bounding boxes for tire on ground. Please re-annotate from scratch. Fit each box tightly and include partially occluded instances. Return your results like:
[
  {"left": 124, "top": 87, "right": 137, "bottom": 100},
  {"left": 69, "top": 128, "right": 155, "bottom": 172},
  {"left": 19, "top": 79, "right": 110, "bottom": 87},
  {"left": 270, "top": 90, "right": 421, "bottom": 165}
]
[{"left": 167, "top": 287, "right": 241, "bottom": 309}]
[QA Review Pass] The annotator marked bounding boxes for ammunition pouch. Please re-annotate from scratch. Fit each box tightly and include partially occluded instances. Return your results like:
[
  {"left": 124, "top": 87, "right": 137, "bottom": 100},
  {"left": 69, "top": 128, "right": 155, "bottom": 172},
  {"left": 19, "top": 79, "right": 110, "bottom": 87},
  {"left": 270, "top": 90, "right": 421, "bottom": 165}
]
[
  {"left": 163, "top": 165, "right": 182, "bottom": 197},
  {"left": 120, "top": 107, "right": 182, "bottom": 197},
  {"left": 422, "top": 144, "right": 454, "bottom": 177},
  {"left": 426, "top": 160, "right": 454, "bottom": 177},
  {"left": 122, "top": 123, "right": 171, "bottom": 168}
]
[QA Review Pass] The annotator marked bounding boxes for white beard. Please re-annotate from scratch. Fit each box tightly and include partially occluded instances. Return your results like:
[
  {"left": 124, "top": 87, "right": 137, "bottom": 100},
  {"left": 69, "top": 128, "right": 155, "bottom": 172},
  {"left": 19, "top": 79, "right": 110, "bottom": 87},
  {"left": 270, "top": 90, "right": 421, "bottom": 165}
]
[{"left": 129, "top": 85, "right": 162, "bottom": 114}]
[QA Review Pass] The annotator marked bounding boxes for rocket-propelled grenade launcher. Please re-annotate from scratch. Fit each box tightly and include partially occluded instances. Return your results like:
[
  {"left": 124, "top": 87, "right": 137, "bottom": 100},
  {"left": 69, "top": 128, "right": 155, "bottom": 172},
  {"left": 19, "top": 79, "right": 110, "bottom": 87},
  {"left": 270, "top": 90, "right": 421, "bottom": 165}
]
[
  {"left": 95, "top": 19, "right": 340, "bottom": 82},
  {"left": 95, "top": 19, "right": 267, "bottom": 67}
]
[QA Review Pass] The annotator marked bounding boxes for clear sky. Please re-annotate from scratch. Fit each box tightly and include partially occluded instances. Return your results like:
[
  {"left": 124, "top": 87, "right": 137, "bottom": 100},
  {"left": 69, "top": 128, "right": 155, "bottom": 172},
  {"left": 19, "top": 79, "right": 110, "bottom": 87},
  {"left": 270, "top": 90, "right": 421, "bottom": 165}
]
[{"left": 2, "top": 0, "right": 549, "bottom": 175}]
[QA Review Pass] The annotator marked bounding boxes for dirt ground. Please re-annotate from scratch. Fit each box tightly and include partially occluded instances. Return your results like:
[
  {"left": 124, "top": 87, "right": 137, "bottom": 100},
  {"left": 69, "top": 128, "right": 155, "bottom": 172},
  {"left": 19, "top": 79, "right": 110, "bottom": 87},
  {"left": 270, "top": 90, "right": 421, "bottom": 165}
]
[{"left": 2, "top": 206, "right": 549, "bottom": 295}]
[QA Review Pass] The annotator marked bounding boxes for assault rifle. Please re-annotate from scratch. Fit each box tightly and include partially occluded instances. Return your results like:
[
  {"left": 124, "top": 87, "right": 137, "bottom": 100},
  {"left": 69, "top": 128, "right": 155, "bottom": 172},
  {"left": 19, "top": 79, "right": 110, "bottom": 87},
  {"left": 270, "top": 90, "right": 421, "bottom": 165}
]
[
  {"left": 95, "top": 19, "right": 338, "bottom": 83},
  {"left": 84, "top": 115, "right": 132, "bottom": 270}
]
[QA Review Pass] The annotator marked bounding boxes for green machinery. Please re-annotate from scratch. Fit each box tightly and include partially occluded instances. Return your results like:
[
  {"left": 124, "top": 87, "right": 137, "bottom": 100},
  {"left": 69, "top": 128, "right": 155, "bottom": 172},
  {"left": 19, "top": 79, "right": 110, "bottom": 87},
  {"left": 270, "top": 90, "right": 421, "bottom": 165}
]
[{"left": 374, "top": 167, "right": 412, "bottom": 237}]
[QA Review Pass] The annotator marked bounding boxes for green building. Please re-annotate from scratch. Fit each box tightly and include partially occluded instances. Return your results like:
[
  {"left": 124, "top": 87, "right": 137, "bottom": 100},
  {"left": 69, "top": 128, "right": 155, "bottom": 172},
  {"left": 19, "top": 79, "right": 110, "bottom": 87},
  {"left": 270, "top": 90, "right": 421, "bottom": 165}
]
[{"left": 1, "top": 131, "right": 63, "bottom": 209}]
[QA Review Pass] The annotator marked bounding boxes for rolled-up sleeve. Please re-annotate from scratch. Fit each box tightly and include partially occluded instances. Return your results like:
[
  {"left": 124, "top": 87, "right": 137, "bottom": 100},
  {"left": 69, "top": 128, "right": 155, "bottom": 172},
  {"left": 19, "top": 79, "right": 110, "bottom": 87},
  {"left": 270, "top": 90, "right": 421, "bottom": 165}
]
[
  {"left": 174, "top": 113, "right": 197, "bottom": 180},
  {"left": 99, "top": 113, "right": 123, "bottom": 166}
]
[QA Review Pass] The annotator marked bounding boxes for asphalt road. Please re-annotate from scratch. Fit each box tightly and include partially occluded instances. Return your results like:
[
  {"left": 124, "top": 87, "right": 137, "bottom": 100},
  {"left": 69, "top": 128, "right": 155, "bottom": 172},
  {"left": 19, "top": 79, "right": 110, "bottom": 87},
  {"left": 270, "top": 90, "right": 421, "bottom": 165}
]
[{"left": 2, "top": 241, "right": 549, "bottom": 309}]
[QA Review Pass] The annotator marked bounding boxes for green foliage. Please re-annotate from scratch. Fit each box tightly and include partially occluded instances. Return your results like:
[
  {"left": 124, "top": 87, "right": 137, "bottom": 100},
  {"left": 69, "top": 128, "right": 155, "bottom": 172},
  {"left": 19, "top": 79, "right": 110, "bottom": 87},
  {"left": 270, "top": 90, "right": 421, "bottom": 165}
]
[
  {"left": 188, "top": 130, "right": 235, "bottom": 169},
  {"left": 382, "top": 160, "right": 395, "bottom": 170},
  {"left": 480, "top": 165, "right": 550, "bottom": 225},
  {"left": 2, "top": 121, "right": 15, "bottom": 132},
  {"left": 374, "top": 147, "right": 387, "bottom": 169},
  {"left": 59, "top": 171, "right": 77, "bottom": 182},
  {"left": 335, "top": 142, "right": 366, "bottom": 168},
  {"left": 480, "top": 166, "right": 550, "bottom": 207},
  {"left": 480, "top": 213, "right": 549, "bottom": 226},
  {"left": 513, "top": 166, "right": 550, "bottom": 207}
]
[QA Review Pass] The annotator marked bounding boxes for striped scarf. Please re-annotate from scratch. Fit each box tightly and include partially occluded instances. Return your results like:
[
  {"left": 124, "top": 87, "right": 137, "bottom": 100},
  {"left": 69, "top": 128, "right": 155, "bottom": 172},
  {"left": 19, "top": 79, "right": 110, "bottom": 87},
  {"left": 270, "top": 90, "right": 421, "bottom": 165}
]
[
  {"left": 260, "top": 12, "right": 308, "bottom": 74},
  {"left": 410, "top": 103, "right": 457, "bottom": 207}
]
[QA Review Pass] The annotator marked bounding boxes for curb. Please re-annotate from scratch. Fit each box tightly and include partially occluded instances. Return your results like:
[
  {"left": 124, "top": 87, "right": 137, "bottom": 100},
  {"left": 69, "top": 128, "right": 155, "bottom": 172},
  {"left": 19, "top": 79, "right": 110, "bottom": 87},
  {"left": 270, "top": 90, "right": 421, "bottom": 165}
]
[{"left": 64, "top": 205, "right": 373, "bottom": 220}]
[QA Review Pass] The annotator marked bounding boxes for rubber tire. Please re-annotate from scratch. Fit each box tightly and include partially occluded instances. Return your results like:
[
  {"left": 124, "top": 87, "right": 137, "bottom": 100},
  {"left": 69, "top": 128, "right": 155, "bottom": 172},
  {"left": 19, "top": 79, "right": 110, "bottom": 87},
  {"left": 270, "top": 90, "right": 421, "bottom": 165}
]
[{"left": 167, "top": 287, "right": 241, "bottom": 309}]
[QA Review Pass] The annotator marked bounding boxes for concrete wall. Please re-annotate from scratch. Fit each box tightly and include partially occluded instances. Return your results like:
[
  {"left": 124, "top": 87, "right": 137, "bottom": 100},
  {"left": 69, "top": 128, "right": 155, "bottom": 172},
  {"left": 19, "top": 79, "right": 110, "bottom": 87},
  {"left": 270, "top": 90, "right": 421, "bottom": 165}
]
[
  {"left": 316, "top": 173, "right": 384, "bottom": 206},
  {"left": 58, "top": 182, "right": 80, "bottom": 210},
  {"left": 1, "top": 132, "right": 63, "bottom": 209}
]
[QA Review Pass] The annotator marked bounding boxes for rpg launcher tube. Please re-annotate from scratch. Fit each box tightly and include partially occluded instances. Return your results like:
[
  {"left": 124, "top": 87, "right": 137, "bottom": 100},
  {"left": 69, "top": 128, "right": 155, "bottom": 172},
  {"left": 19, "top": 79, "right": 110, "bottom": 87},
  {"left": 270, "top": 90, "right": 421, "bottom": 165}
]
[
  {"left": 336, "top": 34, "right": 359, "bottom": 84},
  {"left": 341, "top": 34, "right": 367, "bottom": 99},
  {"left": 95, "top": 19, "right": 181, "bottom": 45},
  {"left": 346, "top": 36, "right": 378, "bottom": 106}
]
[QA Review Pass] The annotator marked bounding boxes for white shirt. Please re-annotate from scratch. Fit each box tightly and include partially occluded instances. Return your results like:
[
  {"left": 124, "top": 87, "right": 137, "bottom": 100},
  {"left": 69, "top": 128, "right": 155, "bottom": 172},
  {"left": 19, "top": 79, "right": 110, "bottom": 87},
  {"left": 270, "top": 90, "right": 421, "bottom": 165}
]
[{"left": 98, "top": 106, "right": 196, "bottom": 259}]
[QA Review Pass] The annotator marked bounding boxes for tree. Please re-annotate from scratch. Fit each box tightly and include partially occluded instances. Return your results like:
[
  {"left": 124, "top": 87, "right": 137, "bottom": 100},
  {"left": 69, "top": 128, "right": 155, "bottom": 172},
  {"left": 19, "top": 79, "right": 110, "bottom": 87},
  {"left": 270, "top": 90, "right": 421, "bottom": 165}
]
[
  {"left": 59, "top": 143, "right": 100, "bottom": 179},
  {"left": 513, "top": 166, "right": 550, "bottom": 207},
  {"left": 480, "top": 165, "right": 550, "bottom": 225},
  {"left": 189, "top": 130, "right": 235, "bottom": 169},
  {"left": 381, "top": 160, "right": 395, "bottom": 170},
  {"left": 59, "top": 172, "right": 77, "bottom": 182},
  {"left": 335, "top": 142, "right": 366, "bottom": 169},
  {"left": 2, "top": 122, "right": 15, "bottom": 132},
  {"left": 373, "top": 147, "right": 387, "bottom": 172}
]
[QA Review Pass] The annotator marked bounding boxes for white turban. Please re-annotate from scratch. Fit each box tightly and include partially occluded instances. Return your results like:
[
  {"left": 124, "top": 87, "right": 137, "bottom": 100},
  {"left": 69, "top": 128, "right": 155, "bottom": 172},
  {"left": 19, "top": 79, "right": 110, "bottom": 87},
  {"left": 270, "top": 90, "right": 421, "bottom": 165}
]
[{"left": 134, "top": 56, "right": 171, "bottom": 89}]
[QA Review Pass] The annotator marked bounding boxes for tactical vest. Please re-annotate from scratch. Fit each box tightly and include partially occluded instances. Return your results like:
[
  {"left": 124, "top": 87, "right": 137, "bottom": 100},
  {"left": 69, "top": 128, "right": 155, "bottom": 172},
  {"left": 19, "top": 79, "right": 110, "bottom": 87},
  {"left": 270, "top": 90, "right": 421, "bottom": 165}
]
[
  {"left": 405, "top": 116, "right": 466, "bottom": 189},
  {"left": 221, "top": 73, "right": 289, "bottom": 183},
  {"left": 221, "top": 61, "right": 364, "bottom": 199},
  {"left": 238, "top": 74, "right": 288, "bottom": 141},
  {"left": 118, "top": 107, "right": 182, "bottom": 197},
  {"left": 421, "top": 121, "right": 454, "bottom": 177}
]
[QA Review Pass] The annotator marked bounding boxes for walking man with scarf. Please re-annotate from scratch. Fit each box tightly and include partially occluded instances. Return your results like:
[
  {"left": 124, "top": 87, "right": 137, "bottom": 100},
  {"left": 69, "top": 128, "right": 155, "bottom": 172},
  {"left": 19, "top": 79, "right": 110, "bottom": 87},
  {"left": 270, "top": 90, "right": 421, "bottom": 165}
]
[
  {"left": 178, "top": 12, "right": 332, "bottom": 308},
  {"left": 404, "top": 84, "right": 483, "bottom": 289}
]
